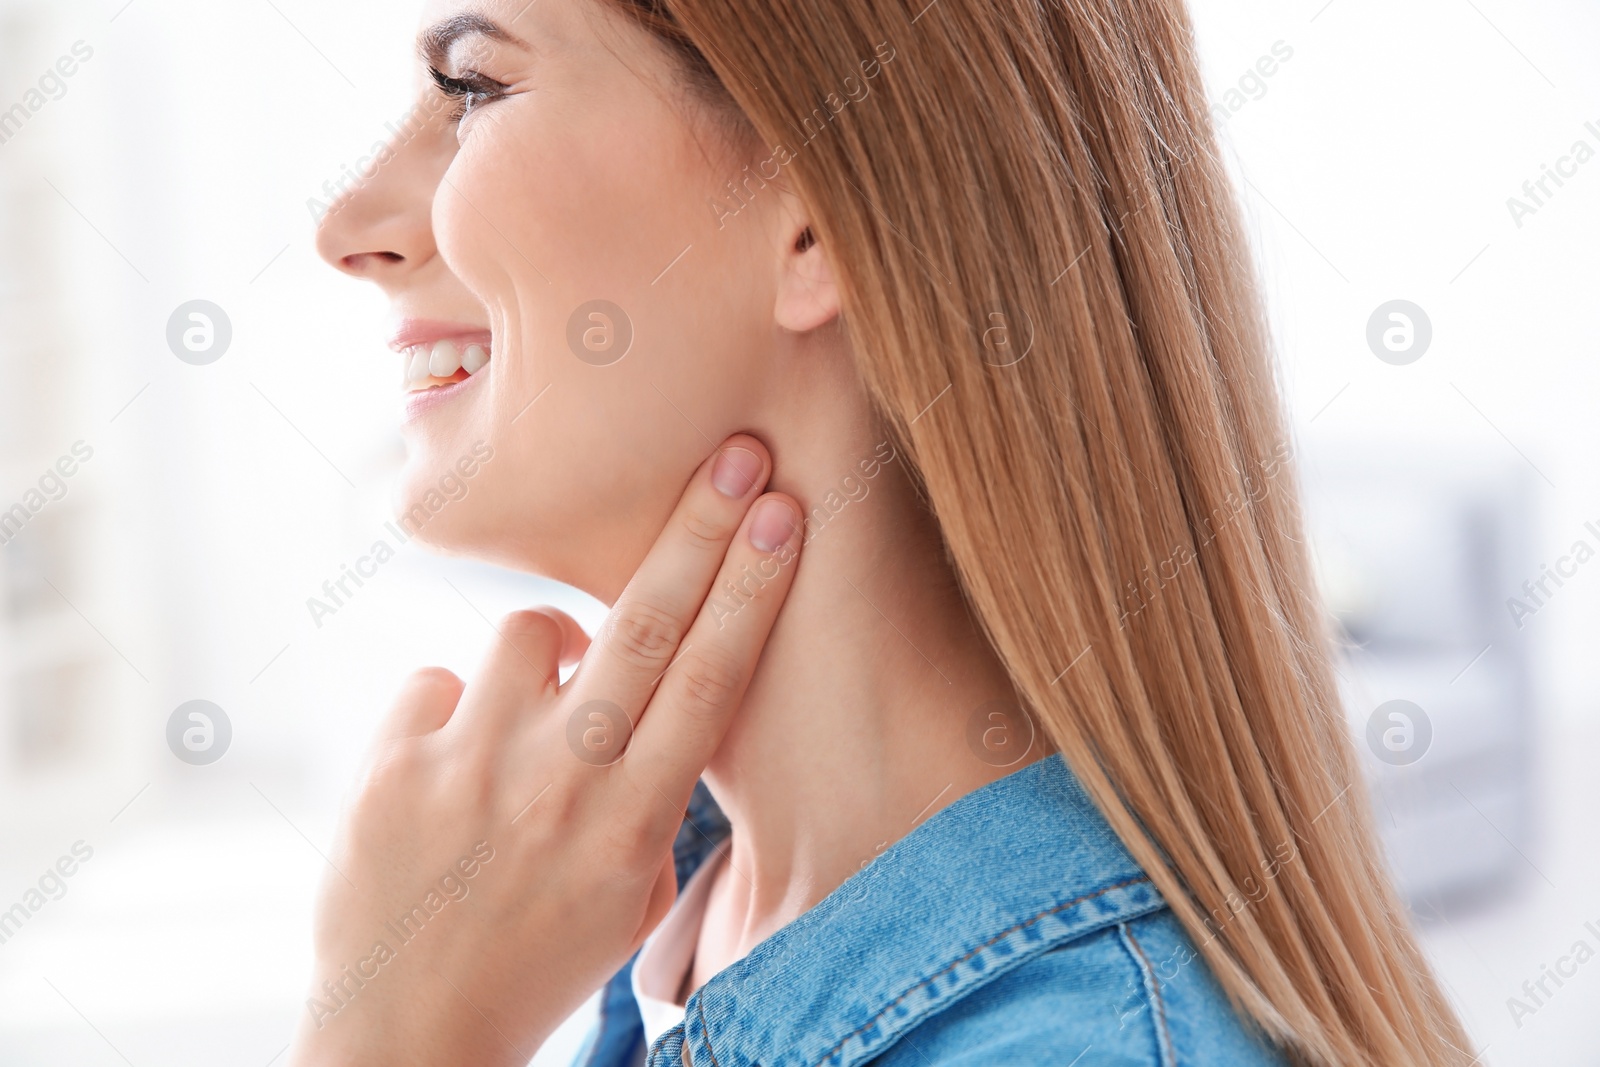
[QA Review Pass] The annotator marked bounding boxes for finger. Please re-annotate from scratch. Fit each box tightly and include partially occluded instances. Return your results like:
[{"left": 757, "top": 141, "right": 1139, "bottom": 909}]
[
  {"left": 574, "top": 435, "right": 770, "bottom": 717},
  {"left": 379, "top": 666, "right": 466, "bottom": 741},
  {"left": 626, "top": 491, "right": 801, "bottom": 803},
  {"left": 534, "top": 606, "right": 591, "bottom": 668},
  {"left": 451, "top": 608, "right": 565, "bottom": 735}
]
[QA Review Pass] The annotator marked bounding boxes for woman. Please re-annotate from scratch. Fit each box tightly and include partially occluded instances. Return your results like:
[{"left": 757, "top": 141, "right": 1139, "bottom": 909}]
[{"left": 293, "top": 0, "right": 1472, "bottom": 1064}]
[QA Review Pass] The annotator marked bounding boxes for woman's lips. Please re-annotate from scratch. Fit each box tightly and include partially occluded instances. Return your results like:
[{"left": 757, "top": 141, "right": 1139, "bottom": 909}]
[
  {"left": 401, "top": 362, "right": 486, "bottom": 421},
  {"left": 388, "top": 321, "right": 493, "bottom": 421},
  {"left": 389, "top": 320, "right": 492, "bottom": 351}
]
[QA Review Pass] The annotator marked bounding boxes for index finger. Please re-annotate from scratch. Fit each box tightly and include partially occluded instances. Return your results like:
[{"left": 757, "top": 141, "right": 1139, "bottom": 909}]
[
  {"left": 568, "top": 434, "right": 770, "bottom": 717},
  {"left": 623, "top": 490, "right": 801, "bottom": 803}
]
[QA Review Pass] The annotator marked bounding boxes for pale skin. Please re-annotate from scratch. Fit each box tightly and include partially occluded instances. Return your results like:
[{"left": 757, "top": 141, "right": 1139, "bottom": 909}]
[{"left": 295, "top": 0, "right": 1034, "bottom": 1063}]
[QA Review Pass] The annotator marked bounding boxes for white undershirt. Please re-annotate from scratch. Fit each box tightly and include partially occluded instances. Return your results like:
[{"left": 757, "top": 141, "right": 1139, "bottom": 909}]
[{"left": 631, "top": 849, "right": 727, "bottom": 1047}]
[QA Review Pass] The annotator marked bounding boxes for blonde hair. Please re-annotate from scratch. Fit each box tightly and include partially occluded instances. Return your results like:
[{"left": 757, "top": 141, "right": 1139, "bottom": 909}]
[{"left": 619, "top": 0, "right": 1472, "bottom": 1062}]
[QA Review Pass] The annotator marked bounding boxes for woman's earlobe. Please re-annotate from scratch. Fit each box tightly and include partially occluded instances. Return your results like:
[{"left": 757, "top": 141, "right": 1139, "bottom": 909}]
[{"left": 775, "top": 225, "right": 839, "bottom": 333}]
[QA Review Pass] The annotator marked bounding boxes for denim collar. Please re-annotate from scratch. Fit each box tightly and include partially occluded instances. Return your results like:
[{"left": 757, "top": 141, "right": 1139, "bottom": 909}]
[{"left": 588, "top": 754, "right": 1164, "bottom": 1067}]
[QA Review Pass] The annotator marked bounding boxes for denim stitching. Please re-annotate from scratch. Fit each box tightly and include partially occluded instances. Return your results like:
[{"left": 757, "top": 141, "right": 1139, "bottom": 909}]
[
  {"left": 697, "top": 994, "right": 725, "bottom": 1067},
  {"left": 808, "top": 874, "right": 1153, "bottom": 1067},
  {"left": 646, "top": 1023, "right": 683, "bottom": 1067},
  {"left": 1119, "top": 921, "right": 1176, "bottom": 1067}
]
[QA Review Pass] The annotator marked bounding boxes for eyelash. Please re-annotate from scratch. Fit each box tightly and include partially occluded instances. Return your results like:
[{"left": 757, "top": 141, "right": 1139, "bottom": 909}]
[{"left": 429, "top": 65, "right": 507, "bottom": 121}]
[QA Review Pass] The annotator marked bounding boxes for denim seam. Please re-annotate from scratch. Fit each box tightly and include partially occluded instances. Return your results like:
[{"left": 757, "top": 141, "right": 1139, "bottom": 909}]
[
  {"left": 1118, "top": 921, "right": 1176, "bottom": 1067},
  {"left": 646, "top": 1024, "right": 683, "bottom": 1067},
  {"left": 697, "top": 994, "right": 725, "bottom": 1067},
  {"left": 807, "top": 874, "right": 1153, "bottom": 1067}
]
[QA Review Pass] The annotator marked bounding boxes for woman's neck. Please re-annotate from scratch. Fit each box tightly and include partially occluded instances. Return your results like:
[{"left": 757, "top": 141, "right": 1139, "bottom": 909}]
[{"left": 686, "top": 423, "right": 1034, "bottom": 987}]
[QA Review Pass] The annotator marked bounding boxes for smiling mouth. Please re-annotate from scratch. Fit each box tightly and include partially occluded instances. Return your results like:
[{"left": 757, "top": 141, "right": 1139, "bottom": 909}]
[{"left": 401, "top": 339, "right": 490, "bottom": 392}]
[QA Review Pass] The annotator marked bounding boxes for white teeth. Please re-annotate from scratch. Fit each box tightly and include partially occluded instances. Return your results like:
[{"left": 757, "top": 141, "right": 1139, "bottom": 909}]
[
  {"left": 400, "top": 339, "right": 491, "bottom": 391},
  {"left": 406, "top": 347, "right": 431, "bottom": 383},
  {"left": 428, "top": 339, "right": 462, "bottom": 378}
]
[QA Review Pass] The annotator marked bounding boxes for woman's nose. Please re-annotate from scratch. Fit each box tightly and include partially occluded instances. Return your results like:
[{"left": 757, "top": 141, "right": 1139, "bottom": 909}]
[{"left": 315, "top": 105, "right": 455, "bottom": 284}]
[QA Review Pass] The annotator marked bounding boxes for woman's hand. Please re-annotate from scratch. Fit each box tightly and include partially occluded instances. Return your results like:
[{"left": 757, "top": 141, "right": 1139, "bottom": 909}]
[{"left": 288, "top": 434, "right": 801, "bottom": 1067}]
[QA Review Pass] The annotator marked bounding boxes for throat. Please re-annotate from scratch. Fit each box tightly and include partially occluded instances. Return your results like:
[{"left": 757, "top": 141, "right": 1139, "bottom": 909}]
[{"left": 681, "top": 532, "right": 1033, "bottom": 986}]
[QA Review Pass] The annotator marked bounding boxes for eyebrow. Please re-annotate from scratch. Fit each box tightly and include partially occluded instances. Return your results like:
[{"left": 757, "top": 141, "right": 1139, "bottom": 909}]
[{"left": 417, "top": 13, "right": 528, "bottom": 67}]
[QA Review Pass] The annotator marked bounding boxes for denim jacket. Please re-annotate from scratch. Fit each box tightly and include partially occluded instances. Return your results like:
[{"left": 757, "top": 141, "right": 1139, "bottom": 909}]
[{"left": 573, "top": 754, "right": 1287, "bottom": 1066}]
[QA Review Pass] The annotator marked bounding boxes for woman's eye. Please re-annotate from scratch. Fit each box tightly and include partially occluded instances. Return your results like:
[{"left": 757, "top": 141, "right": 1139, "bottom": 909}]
[{"left": 428, "top": 66, "right": 507, "bottom": 122}]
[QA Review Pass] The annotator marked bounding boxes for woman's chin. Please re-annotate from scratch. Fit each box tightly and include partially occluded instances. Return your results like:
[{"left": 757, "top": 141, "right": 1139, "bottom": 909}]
[
  {"left": 388, "top": 452, "right": 648, "bottom": 598},
  {"left": 386, "top": 479, "right": 559, "bottom": 579},
  {"left": 392, "top": 436, "right": 498, "bottom": 531}
]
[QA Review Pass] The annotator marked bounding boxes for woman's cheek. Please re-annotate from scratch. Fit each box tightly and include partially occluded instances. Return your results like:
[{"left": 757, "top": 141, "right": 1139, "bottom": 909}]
[{"left": 430, "top": 168, "right": 520, "bottom": 300}]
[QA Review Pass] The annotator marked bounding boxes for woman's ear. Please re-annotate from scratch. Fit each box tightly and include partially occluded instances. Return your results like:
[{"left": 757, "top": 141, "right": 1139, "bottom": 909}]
[{"left": 774, "top": 213, "right": 840, "bottom": 334}]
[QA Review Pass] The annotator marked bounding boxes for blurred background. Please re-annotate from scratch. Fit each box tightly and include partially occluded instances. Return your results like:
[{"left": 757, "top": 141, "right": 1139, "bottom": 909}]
[{"left": 0, "top": 0, "right": 1596, "bottom": 1063}]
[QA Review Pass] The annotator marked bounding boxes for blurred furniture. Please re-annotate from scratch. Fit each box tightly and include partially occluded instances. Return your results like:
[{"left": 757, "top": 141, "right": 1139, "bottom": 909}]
[{"left": 1304, "top": 451, "right": 1539, "bottom": 910}]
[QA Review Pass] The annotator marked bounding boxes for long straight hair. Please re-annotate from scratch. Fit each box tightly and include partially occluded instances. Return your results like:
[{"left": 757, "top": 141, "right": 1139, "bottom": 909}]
[{"left": 617, "top": 0, "right": 1472, "bottom": 1062}]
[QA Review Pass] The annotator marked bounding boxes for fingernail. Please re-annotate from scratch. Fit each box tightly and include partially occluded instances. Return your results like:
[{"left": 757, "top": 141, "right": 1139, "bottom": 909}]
[
  {"left": 749, "top": 498, "right": 797, "bottom": 552},
  {"left": 711, "top": 446, "right": 763, "bottom": 498}
]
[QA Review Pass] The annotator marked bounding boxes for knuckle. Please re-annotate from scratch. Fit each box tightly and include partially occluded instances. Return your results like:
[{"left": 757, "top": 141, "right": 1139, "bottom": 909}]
[
  {"left": 678, "top": 504, "right": 729, "bottom": 553},
  {"left": 675, "top": 647, "right": 745, "bottom": 719},
  {"left": 607, "top": 597, "right": 684, "bottom": 672}
]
